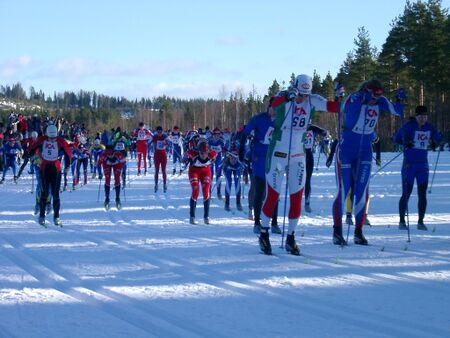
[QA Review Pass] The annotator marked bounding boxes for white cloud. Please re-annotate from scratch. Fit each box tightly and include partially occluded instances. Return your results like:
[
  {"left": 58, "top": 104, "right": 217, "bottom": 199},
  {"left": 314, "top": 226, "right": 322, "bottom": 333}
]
[{"left": 0, "top": 56, "right": 33, "bottom": 77}]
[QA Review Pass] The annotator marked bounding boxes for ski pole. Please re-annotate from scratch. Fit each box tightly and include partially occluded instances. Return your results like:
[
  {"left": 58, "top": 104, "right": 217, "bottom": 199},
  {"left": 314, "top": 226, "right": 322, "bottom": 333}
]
[
  {"left": 280, "top": 101, "right": 295, "bottom": 248},
  {"left": 31, "top": 171, "right": 35, "bottom": 194},
  {"left": 315, "top": 147, "right": 321, "bottom": 171},
  {"left": 370, "top": 152, "right": 403, "bottom": 179},
  {"left": 428, "top": 147, "right": 441, "bottom": 193},
  {"left": 97, "top": 177, "right": 102, "bottom": 202}
]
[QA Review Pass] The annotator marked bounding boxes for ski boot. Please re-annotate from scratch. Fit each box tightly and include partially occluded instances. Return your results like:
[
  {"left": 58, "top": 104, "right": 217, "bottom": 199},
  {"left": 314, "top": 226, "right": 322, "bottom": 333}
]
[
  {"left": 304, "top": 203, "right": 312, "bottom": 213},
  {"left": 163, "top": 184, "right": 167, "bottom": 193},
  {"left": 116, "top": 198, "right": 122, "bottom": 210},
  {"left": 13, "top": 176, "right": 18, "bottom": 184},
  {"left": 236, "top": 203, "right": 243, "bottom": 211},
  {"left": 285, "top": 233, "right": 300, "bottom": 255},
  {"left": 54, "top": 217, "right": 62, "bottom": 227},
  {"left": 271, "top": 223, "right": 281, "bottom": 234},
  {"left": 38, "top": 217, "right": 46, "bottom": 227},
  {"left": 204, "top": 217, "right": 210, "bottom": 225},
  {"left": 137, "top": 169, "right": 141, "bottom": 176},
  {"left": 398, "top": 221, "right": 408, "bottom": 230},
  {"left": 417, "top": 222, "right": 428, "bottom": 231},
  {"left": 104, "top": 198, "right": 110, "bottom": 211},
  {"left": 0, "top": 178, "right": 4, "bottom": 184},
  {"left": 258, "top": 231, "right": 272, "bottom": 255},
  {"left": 354, "top": 228, "right": 368, "bottom": 245},
  {"left": 253, "top": 220, "right": 262, "bottom": 234},
  {"left": 189, "top": 217, "right": 197, "bottom": 225},
  {"left": 154, "top": 184, "right": 158, "bottom": 193},
  {"left": 45, "top": 202, "right": 52, "bottom": 215},
  {"left": 333, "top": 226, "right": 347, "bottom": 246},
  {"left": 224, "top": 203, "right": 231, "bottom": 212},
  {"left": 172, "top": 168, "right": 176, "bottom": 175}
]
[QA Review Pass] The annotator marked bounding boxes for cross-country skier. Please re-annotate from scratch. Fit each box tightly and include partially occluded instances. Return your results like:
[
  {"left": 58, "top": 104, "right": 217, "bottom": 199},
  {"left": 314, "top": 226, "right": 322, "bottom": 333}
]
[
  {"left": 26, "top": 124, "right": 71, "bottom": 226},
  {"left": 98, "top": 145, "right": 126, "bottom": 210},
  {"left": 150, "top": 126, "right": 168, "bottom": 192},
  {"left": 304, "top": 124, "right": 328, "bottom": 213},
  {"left": 332, "top": 79, "right": 404, "bottom": 246},
  {"left": 394, "top": 105, "right": 442, "bottom": 231},
  {"left": 259, "top": 74, "right": 339, "bottom": 255},
  {"left": 222, "top": 147, "right": 244, "bottom": 211},
  {"left": 240, "top": 99, "right": 280, "bottom": 234},
  {"left": 184, "top": 138, "right": 217, "bottom": 225},
  {"left": 208, "top": 128, "right": 226, "bottom": 199},
  {"left": 132, "top": 122, "right": 152, "bottom": 175},
  {"left": 168, "top": 126, "right": 183, "bottom": 175},
  {"left": 0, "top": 136, "right": 23, "bottom": 184}
]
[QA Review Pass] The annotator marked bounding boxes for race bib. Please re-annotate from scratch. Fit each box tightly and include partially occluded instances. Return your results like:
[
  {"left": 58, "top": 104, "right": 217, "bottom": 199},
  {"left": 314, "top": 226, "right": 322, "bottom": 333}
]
[
  {"left": 262, "top": 126, "right": 274, "bottom": 145},
  {"left": 352, "top": 105, "right": 379, "bottom": 134},
  {"left": 414, "top": 130, "right": 430, "bottom": 150},
  {"left": 304, "top": 130, "right": 314, "bottom": 149},
  {"left": 137, "top": 130, "right": 147, "bottom": 140},
  {"left": 156, "top": 140, "right": 166, "bottom": 150},
  {"left": 42, "top": 140, "right": 59, "bottom": 161}
]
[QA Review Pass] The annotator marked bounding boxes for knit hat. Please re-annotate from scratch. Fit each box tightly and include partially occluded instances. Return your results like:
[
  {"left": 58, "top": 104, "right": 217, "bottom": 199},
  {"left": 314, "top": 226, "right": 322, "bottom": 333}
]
[{"left": 415, "top": 105, "right": 428, "bottom": 116}]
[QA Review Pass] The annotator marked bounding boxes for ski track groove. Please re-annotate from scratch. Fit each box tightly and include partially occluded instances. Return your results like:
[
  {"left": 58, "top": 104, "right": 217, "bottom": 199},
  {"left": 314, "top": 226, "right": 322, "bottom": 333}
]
[{"left": 0, "top": 233, "right": 216, "bottom": 338}]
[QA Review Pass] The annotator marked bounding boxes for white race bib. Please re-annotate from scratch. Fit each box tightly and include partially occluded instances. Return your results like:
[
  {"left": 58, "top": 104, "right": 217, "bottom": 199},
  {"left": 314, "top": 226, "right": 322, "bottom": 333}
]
[
  {"left": 352, "top": 105, "right": 379, "bottom": 134},
  {"left": 414, "top": 130, "right": 430, "bottom": 150},
  {"left": 42, "top": 140, "right": 59, "bottom": 161}
]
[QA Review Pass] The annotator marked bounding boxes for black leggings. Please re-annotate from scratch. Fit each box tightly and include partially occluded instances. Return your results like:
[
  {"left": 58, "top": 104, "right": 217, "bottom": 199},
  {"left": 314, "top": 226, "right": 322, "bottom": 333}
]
[
  {"left": 249, "top": 175, "right": 278, "bottom": 224},
  {"left": 40, "top": 164, "right": 62, "bottom": 218},
  {"left": 399, "top": 181, "right": 428, "bottom": 223},
  {"left": 304, "top": 149, "right": 314, "bottom": 204}
]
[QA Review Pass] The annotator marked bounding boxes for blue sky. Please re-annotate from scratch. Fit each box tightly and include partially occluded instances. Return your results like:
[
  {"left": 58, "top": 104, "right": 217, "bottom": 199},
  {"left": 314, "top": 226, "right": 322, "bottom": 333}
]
[{"left": 1, "top": 0, "right": 448, "bottom": 100}]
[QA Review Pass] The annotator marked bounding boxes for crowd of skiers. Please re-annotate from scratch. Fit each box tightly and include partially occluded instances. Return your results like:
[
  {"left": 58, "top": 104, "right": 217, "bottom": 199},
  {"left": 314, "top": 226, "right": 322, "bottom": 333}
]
[{"left": 0, "top": 74, "right": 444, "bottom": 255}]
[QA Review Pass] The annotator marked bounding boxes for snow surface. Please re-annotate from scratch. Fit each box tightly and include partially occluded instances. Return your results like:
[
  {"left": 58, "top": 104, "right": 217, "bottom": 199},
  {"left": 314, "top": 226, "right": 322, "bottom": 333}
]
[{"left": 0, "top": 151, "right": 449, "bottom": 338}]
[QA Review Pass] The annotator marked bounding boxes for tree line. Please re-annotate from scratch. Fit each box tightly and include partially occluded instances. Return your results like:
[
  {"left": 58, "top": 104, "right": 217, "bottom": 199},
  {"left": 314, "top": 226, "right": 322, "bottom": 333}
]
[{"left": 1, "top": 0, "right": 448, "bottom": 149}]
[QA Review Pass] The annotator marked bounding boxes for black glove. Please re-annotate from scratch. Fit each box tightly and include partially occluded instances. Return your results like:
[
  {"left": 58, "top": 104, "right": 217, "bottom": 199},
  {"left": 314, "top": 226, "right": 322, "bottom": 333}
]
[{"left": 405, "top": 141, "right": 414, "bottom": 149}]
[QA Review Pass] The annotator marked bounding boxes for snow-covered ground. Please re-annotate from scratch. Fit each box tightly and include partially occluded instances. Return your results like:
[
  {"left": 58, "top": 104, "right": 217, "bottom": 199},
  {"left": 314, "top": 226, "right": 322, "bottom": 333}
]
[{"left": 0, "top": 151, "right": 449, "bottom": 338}]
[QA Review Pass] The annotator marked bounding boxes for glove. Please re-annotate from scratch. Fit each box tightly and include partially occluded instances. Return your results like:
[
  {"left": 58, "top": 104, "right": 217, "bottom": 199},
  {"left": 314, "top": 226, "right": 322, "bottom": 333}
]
[
  {"left": 287, "top": 88, "right": 299, "bottom": 101},
  {"left": 334, "top": 82, "right": 345, "bottom": 99},
  {"left": 395, "top": 88, "right": 407, "bottom": 102},
  {"left": 405, "top": 141, "right": 414, "bottom": 149},
  {"left": 362, "top": 89, "right": 373, "bottom": 104},
  {"left": 106, "top": 157, "right": 118, "bottom": 165}
]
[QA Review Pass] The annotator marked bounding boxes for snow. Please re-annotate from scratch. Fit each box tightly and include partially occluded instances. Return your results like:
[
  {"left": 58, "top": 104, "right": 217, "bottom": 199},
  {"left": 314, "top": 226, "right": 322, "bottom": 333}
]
[{"left": 0, "top": 151, "right": 449, "bottom": 338}]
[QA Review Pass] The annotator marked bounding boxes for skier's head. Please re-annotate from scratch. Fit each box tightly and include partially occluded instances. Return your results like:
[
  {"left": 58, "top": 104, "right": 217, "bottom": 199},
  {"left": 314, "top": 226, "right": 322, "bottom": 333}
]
[
  {"left": 228, "top": 148, "right": 239, "bottom": 163},
  {"left": 45, "top": 124, "right": 58, "bottom": 138},
  {"left": 156, "top": 126, "right": 163, "bottom": 134},
  {"left": 213, "top": 127, "right": 221, "bottom": 138},
  {"left": 415, "top": 105, "right": 428, "bottom": 127},
  {"left": 293, "top": 74, "right": 312, "bottom": 96},
  {"left": 197, "top": 139, "right": 209, "bottom": 154},
  {"left": 8, "top": 136, "right": 16, "bottom": 144},
  {"left": 360, "top": 78, "right": 384, "bottom": 101},
  {"left": 31, "top": 131, "right": 38, "bottom": 139},
  {"left": 138, "top": 122, "right": 145, "bottom": 128}
]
